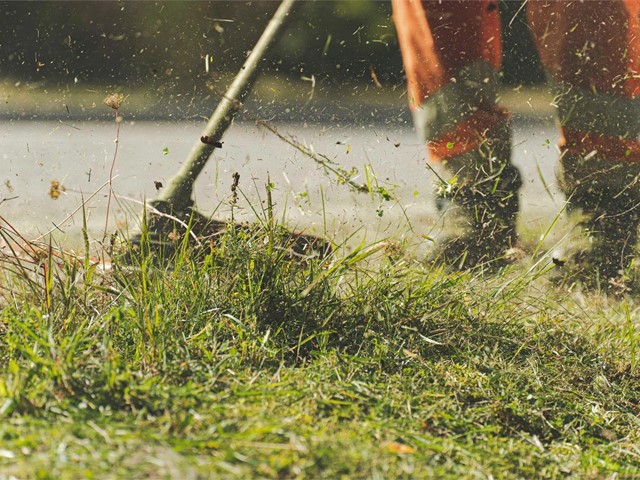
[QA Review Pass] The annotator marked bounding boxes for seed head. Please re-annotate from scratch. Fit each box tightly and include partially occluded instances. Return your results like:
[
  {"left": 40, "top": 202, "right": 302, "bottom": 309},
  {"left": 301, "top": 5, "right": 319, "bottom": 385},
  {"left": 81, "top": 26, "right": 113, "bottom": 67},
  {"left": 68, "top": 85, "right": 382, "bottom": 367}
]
[{"left": 103, "top": 93, "right": 124, "bottom": 110}]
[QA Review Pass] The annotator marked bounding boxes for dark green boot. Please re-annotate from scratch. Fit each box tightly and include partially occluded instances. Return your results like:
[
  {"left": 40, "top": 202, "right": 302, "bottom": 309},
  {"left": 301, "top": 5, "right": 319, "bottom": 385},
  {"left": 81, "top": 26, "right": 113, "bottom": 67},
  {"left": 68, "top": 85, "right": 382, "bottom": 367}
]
[
  {"left": 435, "top": 123, "right": 522, "bottom": 269},
  {"left": 560, "top": 154, "right": 640, "bottom": 285}
]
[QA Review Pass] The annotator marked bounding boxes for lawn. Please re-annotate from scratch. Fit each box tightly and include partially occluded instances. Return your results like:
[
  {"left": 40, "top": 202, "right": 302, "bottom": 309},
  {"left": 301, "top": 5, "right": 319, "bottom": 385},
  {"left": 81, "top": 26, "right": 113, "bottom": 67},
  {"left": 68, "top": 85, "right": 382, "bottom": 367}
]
[{"left": 0, "top": 217, "right": 639, "bottom": 479}]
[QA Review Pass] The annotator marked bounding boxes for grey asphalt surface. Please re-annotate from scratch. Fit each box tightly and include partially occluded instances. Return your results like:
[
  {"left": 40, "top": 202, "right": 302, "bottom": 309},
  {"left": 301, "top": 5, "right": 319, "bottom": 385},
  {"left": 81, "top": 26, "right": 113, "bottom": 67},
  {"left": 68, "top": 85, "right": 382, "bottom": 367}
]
[{"left": 1, "top": 114, "right": 568, "bottom": 255}]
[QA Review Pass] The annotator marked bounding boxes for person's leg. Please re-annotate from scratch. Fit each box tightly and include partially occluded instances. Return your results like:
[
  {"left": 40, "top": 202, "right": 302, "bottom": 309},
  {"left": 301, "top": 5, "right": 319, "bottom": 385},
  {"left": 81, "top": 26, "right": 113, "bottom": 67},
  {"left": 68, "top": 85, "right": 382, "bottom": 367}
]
[
  {"left": 528, "top": 0, "right": 640, "bottom": 281},
  {"left": 392, "top": 0, "right": 521, "bottom": 267}
]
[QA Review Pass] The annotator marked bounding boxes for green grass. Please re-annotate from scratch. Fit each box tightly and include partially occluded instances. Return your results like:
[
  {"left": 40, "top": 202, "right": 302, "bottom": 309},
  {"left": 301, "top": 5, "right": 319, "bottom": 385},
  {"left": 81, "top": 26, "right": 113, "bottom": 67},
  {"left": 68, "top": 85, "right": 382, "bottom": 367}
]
[{"left": 1, "top": 214, "right": 640, "bottom": 479}]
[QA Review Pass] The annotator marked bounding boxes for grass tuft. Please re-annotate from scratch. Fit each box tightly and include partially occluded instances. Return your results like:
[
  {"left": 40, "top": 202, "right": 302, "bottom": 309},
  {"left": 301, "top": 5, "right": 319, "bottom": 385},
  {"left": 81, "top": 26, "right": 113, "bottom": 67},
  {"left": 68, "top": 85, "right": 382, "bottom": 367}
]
[{"left": 1, "top": 209, "right": 640, "bottom": 478}]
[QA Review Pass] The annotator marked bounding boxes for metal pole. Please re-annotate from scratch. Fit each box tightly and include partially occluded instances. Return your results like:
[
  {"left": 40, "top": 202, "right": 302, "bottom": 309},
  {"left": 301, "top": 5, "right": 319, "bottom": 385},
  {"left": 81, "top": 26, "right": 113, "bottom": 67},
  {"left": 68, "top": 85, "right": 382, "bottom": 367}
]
[{"left": 153, "top": 0, "right": 298, "bottom": 213}]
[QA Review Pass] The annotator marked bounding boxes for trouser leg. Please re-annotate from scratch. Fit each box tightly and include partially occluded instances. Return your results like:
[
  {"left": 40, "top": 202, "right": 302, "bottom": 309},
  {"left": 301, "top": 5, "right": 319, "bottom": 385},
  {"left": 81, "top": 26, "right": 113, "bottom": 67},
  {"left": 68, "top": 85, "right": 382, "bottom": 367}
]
[
  {"left": 528, "top": 0, "right": 640, "bottom": 280},
  {"left": 559, "top": 156, "right": 640, "bottom": 280},
  {"left": 392, "top": 0, "right": 521, "bottom": 267},
  {"left": 438, "top": 120, "right": 521, "bottom": 265}
]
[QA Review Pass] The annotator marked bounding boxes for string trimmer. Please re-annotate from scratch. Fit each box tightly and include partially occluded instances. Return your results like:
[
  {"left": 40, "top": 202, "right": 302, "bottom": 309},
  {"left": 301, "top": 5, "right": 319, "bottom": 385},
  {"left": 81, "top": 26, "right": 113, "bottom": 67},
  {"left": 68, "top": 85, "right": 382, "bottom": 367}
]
[{"left": 128, "top": 0, "right": 330, "bottom": 258}]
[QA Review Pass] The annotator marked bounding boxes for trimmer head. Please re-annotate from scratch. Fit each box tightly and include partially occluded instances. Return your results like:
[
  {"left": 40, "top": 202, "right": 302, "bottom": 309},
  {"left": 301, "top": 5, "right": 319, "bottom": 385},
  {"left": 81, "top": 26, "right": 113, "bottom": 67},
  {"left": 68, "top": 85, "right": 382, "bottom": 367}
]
[{"left": 126, "top": 200, "right": 332, "bottom": 264}]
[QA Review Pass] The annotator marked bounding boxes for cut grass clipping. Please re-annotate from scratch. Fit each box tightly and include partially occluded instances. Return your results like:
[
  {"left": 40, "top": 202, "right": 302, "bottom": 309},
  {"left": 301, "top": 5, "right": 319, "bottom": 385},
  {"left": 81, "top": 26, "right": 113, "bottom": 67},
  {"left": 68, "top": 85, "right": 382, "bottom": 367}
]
[{"left": 1, "top": 207, "right": 639, "bottom": 479}]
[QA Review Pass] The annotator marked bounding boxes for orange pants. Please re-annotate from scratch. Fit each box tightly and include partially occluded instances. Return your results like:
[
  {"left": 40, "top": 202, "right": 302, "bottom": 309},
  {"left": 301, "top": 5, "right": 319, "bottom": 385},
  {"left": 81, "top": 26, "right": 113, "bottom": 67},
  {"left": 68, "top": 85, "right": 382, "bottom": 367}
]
[{"left": 392, "top": 0, "right": 640, "bottom": 164}]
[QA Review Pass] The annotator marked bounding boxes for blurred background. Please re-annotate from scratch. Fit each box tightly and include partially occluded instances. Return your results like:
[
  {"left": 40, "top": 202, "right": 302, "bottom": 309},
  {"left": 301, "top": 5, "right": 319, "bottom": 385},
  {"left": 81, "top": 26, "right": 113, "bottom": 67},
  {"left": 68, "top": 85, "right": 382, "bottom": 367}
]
[
  {"left": 1, "top": 1, "right": 564, "bottom": 252},
  {"left": 1, "top": 0, "right": 545, "bottom": 118},
  {"left": 1, "top": 2, "right": 544, "bottom": 86}
]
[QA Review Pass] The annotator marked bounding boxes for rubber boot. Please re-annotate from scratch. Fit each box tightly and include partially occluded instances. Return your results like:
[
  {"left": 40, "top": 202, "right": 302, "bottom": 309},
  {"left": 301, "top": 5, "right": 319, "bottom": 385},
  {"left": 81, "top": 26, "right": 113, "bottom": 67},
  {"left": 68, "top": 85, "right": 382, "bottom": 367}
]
[
  {"left": 559, "top": 153, "right": 640, "bottom": 285},
  {"left": 436, "top": 122, "right": 522, "bottom": 269}
]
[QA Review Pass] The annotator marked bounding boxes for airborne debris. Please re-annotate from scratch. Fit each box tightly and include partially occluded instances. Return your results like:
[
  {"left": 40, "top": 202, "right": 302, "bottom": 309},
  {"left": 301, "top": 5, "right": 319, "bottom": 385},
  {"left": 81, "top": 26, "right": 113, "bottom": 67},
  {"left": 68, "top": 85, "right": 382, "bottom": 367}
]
[
  {"left": 370, "top": 66, "right": 383, "bottom": 88},
  {"left": 231, "top": 171, "right": 240, "bottom": 204},
  {"left": 0, "top": 196, "right": 18, "bottom": 206},
  {"left": 49, "top": 180, "right": 65, "bottom": 200},
  {"left": 322, "top": 34, "right": 332, "bottom": 56}
]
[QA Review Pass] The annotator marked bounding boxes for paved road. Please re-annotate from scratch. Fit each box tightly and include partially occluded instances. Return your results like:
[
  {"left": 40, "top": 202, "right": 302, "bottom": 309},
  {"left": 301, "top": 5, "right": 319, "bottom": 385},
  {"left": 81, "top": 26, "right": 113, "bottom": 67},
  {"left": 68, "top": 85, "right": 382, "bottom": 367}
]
[{"left": 1, "top": 115, "right": 567, "bottom": 254}]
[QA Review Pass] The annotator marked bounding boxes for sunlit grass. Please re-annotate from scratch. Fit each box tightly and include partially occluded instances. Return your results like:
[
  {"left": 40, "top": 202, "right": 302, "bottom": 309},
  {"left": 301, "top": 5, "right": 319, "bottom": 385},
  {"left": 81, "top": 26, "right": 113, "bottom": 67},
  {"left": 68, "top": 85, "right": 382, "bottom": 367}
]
[{"left": 1, "top": 204, "right": 639, "bottom": 479}]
